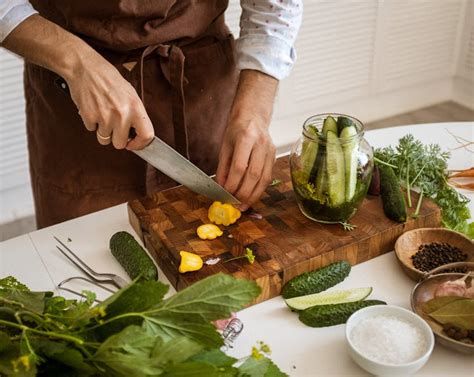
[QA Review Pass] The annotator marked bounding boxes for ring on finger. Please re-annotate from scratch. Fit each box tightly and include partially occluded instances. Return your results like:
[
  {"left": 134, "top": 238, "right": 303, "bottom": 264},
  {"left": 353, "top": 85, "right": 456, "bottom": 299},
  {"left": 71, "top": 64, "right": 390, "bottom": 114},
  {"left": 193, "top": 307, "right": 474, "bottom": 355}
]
[{"left": 97, "top": 129, "right": 112, "bottom": 141}]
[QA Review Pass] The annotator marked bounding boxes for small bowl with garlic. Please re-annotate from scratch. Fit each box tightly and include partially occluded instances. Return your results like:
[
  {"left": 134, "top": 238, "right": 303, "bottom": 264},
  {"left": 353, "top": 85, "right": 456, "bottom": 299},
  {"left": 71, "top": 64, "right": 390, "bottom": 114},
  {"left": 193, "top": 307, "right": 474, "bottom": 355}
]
[{"left": 411, "top": 261, "right": 474, "bottom": 354}]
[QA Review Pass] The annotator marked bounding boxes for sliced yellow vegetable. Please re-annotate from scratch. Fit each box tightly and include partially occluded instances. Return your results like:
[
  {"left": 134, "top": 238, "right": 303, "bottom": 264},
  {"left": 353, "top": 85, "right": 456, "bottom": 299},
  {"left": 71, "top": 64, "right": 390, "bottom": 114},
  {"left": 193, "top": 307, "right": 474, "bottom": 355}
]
[
  {"left": 208, "top": 201, "right": 241, "bottom": 226},
  {"left": 197, "top": 224, "right": 223, "bottom": 240},
  {"left": 179, "top": 251, "right": 203, "bottom": 273}
]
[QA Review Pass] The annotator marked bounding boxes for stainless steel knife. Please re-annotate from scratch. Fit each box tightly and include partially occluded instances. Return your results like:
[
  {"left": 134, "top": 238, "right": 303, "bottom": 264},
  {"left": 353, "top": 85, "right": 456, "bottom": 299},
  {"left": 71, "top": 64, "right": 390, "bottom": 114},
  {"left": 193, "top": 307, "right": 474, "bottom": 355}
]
[{"left": 133, "top": 137, "right": 240, "bottom": 205}]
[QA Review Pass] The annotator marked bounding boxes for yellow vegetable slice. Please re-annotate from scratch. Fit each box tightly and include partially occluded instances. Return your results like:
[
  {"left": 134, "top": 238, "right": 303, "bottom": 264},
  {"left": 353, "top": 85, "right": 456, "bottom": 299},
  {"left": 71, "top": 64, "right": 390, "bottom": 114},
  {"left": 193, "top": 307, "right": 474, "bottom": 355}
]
[
  {"left": 197, "top": 224, "right": 223, "bottom": 240},
  {"left": 208, "top": 201, "right": 241, "bottom": 226},
  {"left": 178, "top": 251, "right": 203, "bottom": 273}
]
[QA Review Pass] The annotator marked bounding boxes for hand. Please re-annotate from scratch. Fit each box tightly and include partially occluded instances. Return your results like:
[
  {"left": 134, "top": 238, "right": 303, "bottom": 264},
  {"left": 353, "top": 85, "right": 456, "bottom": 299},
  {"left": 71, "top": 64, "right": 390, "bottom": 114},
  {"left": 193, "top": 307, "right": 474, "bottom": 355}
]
[
  {"left": 67, "top": 57, "right": 154, "bottom": 150},
  {"left": 216, "top": 70, "right": 278, "bottom": 211},
  {"left": 2, "top": 14, "right": 154, "bottom": 150}
]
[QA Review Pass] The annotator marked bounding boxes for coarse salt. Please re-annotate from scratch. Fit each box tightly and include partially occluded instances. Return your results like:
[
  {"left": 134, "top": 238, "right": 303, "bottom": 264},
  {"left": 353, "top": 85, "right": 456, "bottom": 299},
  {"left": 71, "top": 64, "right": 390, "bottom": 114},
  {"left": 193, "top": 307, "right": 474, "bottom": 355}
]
[{"left": 350, "top": 315, "right": 427, "bottom": 365}]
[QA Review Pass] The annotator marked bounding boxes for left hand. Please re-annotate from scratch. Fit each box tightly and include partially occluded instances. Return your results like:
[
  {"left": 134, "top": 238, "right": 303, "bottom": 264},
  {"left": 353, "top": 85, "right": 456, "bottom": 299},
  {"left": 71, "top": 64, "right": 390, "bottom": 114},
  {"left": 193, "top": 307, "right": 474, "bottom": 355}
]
[{"left": 216, "top": 70, "right": 278, "bottom": 211}]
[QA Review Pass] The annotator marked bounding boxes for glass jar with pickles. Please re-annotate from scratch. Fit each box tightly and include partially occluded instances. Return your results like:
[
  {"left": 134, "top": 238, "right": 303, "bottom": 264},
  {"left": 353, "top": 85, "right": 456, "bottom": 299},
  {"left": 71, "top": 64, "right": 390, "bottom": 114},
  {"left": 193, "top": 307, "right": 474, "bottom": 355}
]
[{"left": 290, "top": 113, "right": 373, "bottom": 227}]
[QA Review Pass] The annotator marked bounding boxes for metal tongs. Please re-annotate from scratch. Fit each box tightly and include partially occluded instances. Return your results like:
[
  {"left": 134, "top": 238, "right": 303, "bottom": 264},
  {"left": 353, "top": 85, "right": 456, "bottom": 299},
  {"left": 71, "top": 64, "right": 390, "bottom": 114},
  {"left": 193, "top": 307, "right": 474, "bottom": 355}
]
[{"left": 54, "top": 236, "right": 128, "bottom": 299}]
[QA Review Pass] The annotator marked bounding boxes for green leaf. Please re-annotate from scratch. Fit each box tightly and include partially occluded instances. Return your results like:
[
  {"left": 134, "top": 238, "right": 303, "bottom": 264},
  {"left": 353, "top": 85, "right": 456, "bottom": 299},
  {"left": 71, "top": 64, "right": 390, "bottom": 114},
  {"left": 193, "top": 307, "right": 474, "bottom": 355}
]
[
  {"left": 0, "top": 331, "right": 12, "bottom": 353},
  {"left": 151, "top": 336, "right": 203, "bottom": 365},
  {"left": 145, "top": 274, "right": 260, "bottom": 346},
  {"left": 190, "top": 349, "right": 237, "bottom": 368},
  {"left": 161, "top": 361, "right": 238, "bottom": 377},
  {"left": 96, "top": 280, "right": 168, "bottom": 339},
  {"left": 93, "top": 325, "right": 164, "bottom": 377},
  {"left": 0, "top": 277, "right": 30, "bottom": 292},
  {"left": 0, "top": 341, "right": 37, "bottom": 377},
  {"left": 429, "top": 299, "right": 474, "bottom": 330},
  {"left": 238, "top": 357, "right": 288, "bottom": 377},
  {"left": 422, "top": 296, "right": 465, "bottom": 314},
  {"left": 142, "top": 316, "right": 223, "bottom": 348},
  {"left": 156, "top": 274, "right": 259, "bottom": 319},
  {"left": 0, "top": 290, "right": 48, "bottom": 313},
  {"left": 33, "top": 339, "right": 94, "bottom": 375}
]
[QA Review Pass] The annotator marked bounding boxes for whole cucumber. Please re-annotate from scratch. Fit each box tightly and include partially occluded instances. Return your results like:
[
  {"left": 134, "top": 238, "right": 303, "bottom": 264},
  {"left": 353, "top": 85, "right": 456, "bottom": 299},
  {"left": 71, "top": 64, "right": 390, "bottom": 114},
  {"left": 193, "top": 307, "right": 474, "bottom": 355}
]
[
  {"left": 281, "top": 261, "right": 351, "bottom": 299},
  {"left": 299, "top": 300, "right": 386, "bottom": 327},
  {"left": 110, "top": 231, "right": 158, "bottom": 281},
  {"left": 379, "top": 165, "right": 407, "bottom": 222}
]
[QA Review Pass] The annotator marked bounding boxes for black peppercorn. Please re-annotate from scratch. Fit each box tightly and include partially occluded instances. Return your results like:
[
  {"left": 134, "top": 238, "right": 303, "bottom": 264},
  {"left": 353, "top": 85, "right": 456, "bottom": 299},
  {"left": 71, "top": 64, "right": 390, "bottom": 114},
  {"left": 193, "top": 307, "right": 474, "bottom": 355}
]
[{"left": 411, "top": 242, "right": 468, "bottom": 272}]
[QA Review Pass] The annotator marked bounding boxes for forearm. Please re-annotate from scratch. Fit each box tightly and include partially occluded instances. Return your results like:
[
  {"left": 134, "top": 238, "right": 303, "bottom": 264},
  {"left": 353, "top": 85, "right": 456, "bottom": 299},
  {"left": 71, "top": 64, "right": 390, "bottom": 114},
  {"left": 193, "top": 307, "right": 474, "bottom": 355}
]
[
  {"left": 2, "top": 14, "right": 104, "bottom": 81},
  {"left": 230, "top": 69, "right": 279, "bottom": 126}
]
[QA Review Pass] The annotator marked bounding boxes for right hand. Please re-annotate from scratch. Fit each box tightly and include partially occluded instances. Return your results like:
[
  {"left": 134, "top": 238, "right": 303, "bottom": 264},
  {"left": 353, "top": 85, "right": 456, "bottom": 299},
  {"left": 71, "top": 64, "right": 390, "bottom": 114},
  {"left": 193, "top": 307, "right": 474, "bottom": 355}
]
[{"left": 66, "top": 58, "right": 154, "bottom": 150}]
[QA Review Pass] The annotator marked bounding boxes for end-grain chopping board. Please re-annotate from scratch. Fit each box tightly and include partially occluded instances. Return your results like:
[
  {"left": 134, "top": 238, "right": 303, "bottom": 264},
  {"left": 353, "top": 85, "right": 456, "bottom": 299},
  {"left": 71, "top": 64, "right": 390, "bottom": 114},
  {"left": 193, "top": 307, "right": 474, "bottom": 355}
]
[{"left": 128, "top": 158, "right": 441, "bottom": 305}]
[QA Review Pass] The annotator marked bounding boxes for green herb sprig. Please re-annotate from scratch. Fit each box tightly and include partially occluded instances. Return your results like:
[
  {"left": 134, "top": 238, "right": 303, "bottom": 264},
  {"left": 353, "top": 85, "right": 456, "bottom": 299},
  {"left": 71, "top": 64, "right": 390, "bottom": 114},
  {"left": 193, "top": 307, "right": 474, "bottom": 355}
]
[
  {"left": 0, "top": 275, "right": 286, "bottom": 376},
  {"left": 374, "top": 134, "right": 473, "bottom": 237},
  {"left": 224, "top": 248, "right": 256, "bottom": 264}
]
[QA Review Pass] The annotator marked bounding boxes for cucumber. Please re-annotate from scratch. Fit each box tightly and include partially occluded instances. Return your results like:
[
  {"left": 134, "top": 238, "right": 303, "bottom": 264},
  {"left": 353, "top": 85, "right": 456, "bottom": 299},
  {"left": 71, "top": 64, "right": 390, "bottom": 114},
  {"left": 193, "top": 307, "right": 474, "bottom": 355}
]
[
  {"left": 378, "top": 165, "right": 407, "bottom": 222},
  {"left": 285, "top": 287, "right": 373, "bottom": 311},
  {"left": 281, "top": 260, "right": 351, "bottom": 299},
  {"left": 322, "top": 116, "right": 338, "bottom": 136},
  {"left": 110, "top": 231, "right": 158, "bottom": 281},
  {"left": 340, "top": 126, "right": 359, "bottom": 201},
  {"left": 301, "top": 124, "right": 319, "bottom": 178},
  {"left": 315, "top": 154, "right": 328, "bottom": 201},
  {"left": 299, "top": 300, "right": 386, "bottom": 327},
  {"left": 337, "top": 116, "right": 357, "bottom": 134},
  {"left": 326, "top": 131, "right": 345, "bottom": 206}
]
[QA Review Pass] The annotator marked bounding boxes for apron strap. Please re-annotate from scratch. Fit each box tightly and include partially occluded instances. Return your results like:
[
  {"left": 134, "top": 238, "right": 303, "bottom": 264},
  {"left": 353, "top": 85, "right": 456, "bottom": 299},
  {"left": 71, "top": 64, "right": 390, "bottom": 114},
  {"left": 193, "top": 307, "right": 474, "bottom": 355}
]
[{"left": 139, "top": 44, "right": 189, "bottom": 159}]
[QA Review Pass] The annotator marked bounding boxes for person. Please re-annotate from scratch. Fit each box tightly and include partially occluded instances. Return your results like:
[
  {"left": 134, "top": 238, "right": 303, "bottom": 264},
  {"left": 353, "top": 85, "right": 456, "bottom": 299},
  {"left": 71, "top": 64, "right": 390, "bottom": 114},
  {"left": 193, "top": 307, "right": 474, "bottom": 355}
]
[{"left": 0, "top": 0, "right": 302, "bottom": 228}]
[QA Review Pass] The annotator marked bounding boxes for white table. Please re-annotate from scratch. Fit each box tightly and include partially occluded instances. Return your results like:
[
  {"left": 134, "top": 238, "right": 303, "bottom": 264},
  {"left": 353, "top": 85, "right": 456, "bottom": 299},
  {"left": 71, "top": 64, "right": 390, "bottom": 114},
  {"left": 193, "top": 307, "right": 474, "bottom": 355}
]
[{"left": 1, "top": 122, "right": 473, "bottom": 376}]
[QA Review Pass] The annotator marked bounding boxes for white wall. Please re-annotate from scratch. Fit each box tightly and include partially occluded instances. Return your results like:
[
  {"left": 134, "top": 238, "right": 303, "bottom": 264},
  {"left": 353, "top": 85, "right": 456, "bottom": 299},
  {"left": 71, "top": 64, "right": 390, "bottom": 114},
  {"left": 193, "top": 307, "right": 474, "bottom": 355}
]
[{"left": 0, "top": 0, "right": 473, "bottom": 226}]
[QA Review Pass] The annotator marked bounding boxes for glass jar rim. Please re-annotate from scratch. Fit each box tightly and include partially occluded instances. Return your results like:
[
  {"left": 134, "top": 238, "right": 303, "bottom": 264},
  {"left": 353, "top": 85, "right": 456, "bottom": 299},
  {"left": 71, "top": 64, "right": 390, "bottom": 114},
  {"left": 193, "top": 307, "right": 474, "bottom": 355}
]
[{"left": 302, "top": 113, "right": 364, "bottom": 142}]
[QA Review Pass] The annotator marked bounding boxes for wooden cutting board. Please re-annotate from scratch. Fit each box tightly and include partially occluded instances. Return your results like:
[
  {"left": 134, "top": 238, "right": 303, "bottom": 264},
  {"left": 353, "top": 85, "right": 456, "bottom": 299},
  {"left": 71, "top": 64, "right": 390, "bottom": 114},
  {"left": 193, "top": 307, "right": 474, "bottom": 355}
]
[{"left": 128, "top": 157, "right": 441, "bottom": 305}]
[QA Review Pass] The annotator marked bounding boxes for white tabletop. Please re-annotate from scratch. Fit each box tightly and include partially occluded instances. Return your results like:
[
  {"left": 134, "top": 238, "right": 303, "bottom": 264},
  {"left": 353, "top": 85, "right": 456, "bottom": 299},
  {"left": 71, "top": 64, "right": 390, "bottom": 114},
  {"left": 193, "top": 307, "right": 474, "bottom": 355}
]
[{"left": 1, "top": 122, "right": 473, "bottom": 376}]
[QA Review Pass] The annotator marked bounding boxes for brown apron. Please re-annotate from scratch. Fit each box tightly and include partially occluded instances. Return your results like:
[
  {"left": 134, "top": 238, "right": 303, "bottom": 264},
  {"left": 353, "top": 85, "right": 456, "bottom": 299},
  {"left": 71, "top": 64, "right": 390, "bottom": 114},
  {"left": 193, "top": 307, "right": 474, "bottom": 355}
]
[{"left": 25, "top": 0, "right": 238, "bottom": 228}]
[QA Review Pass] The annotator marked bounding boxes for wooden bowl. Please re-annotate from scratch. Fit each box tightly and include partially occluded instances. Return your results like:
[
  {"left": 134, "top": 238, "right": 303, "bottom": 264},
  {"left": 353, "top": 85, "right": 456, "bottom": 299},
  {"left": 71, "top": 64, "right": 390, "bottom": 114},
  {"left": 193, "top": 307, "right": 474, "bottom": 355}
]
[
  {"left": 411, "top": 262, "right": 474, "bottom": 354},
  {"left": 394, "top": 228, "right": 474, "bottom": 281}
]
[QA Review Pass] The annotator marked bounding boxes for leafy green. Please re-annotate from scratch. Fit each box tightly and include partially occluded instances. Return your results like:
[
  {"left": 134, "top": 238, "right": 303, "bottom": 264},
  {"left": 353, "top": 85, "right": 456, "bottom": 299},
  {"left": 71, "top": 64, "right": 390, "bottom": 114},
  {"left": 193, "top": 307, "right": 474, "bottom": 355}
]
[
  {"left": 374, "top": 134, "right": 473, "bottom": 237},
  {"left": 239, "top": 357, "right": 286, "bottom": 377},
  {"left": 0, "top": 277, "right": 30, "bottom": 292},
  {"left": 0, "top": 273, "right": 283, "bottom": 376}
]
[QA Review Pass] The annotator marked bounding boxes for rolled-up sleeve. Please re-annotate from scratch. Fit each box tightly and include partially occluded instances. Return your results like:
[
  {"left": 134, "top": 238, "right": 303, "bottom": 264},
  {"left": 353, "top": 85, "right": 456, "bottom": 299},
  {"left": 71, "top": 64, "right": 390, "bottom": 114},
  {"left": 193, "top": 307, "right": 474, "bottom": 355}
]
[
  {"left": 0, "top": 0, "right": 37, "bottom": 43},
  {"left": 237, "top": 0, "right": 303, "bottom": 80}
]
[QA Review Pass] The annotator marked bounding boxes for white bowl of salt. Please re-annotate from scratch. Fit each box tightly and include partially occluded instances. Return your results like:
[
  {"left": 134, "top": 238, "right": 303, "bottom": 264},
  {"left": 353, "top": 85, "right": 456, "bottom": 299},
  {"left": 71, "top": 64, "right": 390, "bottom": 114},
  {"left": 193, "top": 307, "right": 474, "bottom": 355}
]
[{"left": 346, "top": 305, "right": 434, "bottom": 376}]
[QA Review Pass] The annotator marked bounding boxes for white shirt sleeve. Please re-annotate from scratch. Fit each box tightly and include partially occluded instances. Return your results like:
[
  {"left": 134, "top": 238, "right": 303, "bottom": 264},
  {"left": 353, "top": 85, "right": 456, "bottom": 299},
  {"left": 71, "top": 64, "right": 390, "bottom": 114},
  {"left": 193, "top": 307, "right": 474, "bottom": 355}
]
[
  {"left": 0, "top": 0, "right": 37, "bottom": 43},
  {"left": 237, "top": 0, "right": 302, "bottom": 80}
]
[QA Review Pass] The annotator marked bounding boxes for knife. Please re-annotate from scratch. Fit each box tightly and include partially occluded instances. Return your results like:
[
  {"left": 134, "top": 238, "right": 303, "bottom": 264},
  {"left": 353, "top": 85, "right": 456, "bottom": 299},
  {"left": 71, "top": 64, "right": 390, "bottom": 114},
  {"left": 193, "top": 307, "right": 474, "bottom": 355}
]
[
  {"left": 53, "top": 78, "right": 238, "bottom": 204},
  {"left": 133, "top": 137, "right": 240, "bottom": 205}
]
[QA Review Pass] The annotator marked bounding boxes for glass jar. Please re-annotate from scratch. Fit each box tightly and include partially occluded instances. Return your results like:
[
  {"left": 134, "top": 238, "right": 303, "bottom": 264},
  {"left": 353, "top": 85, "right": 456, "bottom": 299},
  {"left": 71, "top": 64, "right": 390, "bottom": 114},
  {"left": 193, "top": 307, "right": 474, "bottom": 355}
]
[{"left": 290, "top": 113, "right": 373, "bottom": 223}]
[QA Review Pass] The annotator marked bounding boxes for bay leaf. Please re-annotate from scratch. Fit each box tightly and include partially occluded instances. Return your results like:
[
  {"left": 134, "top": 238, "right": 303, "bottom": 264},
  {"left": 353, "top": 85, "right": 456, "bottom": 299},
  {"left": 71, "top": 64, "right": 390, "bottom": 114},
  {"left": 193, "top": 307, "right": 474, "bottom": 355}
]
[
  {"left": 428, "top": 299, "right": 474, "bottom": 330},
  {"left": 422, "top": 296, "right": 465, "bottom": 314}
]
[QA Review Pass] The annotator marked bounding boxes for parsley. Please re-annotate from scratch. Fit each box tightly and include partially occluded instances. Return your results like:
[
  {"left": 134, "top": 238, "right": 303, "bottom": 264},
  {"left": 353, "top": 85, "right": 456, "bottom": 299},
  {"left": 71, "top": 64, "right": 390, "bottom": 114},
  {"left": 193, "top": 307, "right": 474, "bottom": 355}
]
[
  {"left": 0, "top": 274, "right": 286, "bottom": 376},
  {"left": 374, "top": 134, "right": 473, "bottom": 238}
]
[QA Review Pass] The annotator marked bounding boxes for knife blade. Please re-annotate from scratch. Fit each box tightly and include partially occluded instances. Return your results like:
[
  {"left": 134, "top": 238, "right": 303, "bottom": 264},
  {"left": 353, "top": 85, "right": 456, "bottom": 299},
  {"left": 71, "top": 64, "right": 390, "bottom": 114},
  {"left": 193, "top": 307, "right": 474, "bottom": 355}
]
[{"left": 133, "top": 137, "right": 240, "bottom": 205}]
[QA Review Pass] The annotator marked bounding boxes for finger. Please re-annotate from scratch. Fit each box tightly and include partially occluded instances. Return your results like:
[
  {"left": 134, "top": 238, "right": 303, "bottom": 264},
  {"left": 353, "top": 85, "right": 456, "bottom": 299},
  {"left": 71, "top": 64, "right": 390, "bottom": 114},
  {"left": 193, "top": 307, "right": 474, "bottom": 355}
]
[
  {"left": 80, "top": 112, "right": 98, "bottom": 132},
  {"left": 244, "top": 150, "right": 275, "bottom": 210},
  {"left": 111, "top": 115, "right": 131, "bottom": 150},
  {"left": 125, "top": 112, "right": 154, "bottom": 150},
  {"left": 234, "top": 143, "right": 267, "bottom": 205},
  {"left": 223, "top": 137, "right": 254, "bottom": 194},
  {"left": 96, "top": 124, "right": 113, "bottom": 146},
  {"left": 216, "top": 141, "right": 233, "bottom": 186}
]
